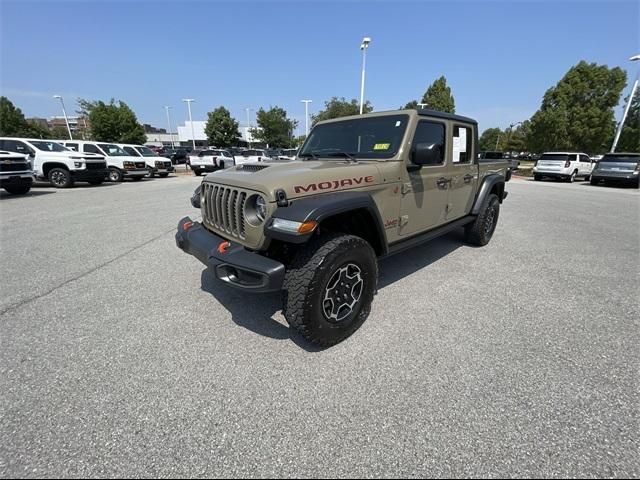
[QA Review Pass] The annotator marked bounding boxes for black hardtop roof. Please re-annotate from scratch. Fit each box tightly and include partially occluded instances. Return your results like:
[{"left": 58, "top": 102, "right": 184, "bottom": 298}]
[{"left": 417, "top": 108, "right": 477, "bottom": 125}]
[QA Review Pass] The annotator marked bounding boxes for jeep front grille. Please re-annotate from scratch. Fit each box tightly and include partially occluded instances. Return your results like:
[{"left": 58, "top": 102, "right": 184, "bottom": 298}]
[{"left": 201, "top": 183, "right": 248, "bottom": 239}]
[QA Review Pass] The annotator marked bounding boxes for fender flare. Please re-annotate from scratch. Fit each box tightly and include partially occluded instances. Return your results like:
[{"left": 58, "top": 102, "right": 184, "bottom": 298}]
[
  {"left": 471, "top": 174, "right": 506, "bottom": 215},
  {"left": 265, "top": 191, "right": 387, "bottom": 252}
]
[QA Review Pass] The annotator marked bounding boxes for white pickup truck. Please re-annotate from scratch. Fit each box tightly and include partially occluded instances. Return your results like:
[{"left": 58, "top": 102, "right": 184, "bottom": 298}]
[
  {"left": 533, "top": 152, "right": 593, "bottom": 182},
  {"left": 0, "top": 137, "right": 108, "bottom": 188},
  {"left": 0, "top": 150, "right": 33, "bottom": 194},
  {"left": 188, "top": 149, "right": 236, "bottom": 176},
  {"left": 62, "top": 141, "right": 148, "bottom": 182}
]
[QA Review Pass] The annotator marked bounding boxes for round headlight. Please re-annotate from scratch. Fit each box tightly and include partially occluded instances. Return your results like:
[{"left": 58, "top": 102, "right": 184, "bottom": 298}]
[{"left": 255, "top": 196, "right": 267, "bottom": 221}]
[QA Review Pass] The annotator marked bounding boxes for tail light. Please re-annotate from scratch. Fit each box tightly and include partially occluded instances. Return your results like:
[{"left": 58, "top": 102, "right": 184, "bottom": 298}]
[{"left": 564, "top": 159, "right": 571, "bottom": 168}]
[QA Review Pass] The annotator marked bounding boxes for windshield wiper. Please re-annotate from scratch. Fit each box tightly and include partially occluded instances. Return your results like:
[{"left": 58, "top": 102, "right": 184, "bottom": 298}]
[
  {"left": 299, "top": 152, "right": 318, "bottom": 160},
  {"left": 324, "top": 151, "right": 358, "bottom": 163}
]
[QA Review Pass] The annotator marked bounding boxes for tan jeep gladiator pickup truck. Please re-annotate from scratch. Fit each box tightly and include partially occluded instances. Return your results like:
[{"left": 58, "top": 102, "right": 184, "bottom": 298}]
[{"left": 176, "top": 109, "right": 510, "bottom": 346}]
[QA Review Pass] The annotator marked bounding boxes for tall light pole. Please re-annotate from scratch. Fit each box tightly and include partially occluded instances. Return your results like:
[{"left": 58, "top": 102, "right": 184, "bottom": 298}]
[
  {"left": 301, "top": 100, "right": 312, "bottom": 136},
  {"left": 163, "top": 106, "right": 176, "bottom": 148},
  {"left": 506, "top": 121, "right": 523, "bottom": 153},
  {"left": 182, "top": 99, "right": 196, "bottom": 150},
  {"left": 53, "top": 95, "right": 73, "bottom": 140},
  {"left": 245, "top": 108, "right": 254, "bottom": 148},
  {"left": 611, "top": 54, "right": 640, "bottom": 153},
  {"left": 359, "top": 36, "right": 371, "bottom": 115}
]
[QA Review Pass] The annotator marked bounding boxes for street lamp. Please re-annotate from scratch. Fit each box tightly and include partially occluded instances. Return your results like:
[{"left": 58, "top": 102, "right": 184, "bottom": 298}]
[
  {"left": 53, "top": 95, "right": 73, "bottom": 140},
  {"left": 245, "top": 108, "right": 254, "bottom": 148},
  {"left": 611, "top": 54, "right": 640, "bottom": 152},
  {"left": 163, "top": 106, "right": 176, "bottom": 148},
  {"left": 506, "top": 121, "right": 523, "bottom": 154},
  {"left": 359, "top": 36, "right": 371, "bottom": 115},
  {"left": 301, "top": 99, "right": 312, "bottom": 136},
  {"left": 182, "top": 99, "right": 196, "bottom": 150}
]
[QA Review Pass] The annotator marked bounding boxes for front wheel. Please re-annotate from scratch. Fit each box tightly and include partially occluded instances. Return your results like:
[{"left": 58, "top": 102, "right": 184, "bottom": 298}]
[
  {"left": 465, "top": 193, "right": 500, "bottom": 246},
  {"left": 108, "top": 168, "right": 123, "bottom": 182},
  {"left": 48, "top": 168, "right": 74, "bottom": 188},
  {"left": 4, "top": 183, "right": 31, "bottom": 195},
  {"left": 282, "top": 233, "right": 378, "bottom": 347},
  {"left": 568, "top": 171, "right": 577, "bottom": 183}
]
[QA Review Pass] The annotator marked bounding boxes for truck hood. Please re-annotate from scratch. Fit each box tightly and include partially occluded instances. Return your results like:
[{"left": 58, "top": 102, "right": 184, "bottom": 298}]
[{"left": 203, "top": 159, "right": 383, "bottom": 201}]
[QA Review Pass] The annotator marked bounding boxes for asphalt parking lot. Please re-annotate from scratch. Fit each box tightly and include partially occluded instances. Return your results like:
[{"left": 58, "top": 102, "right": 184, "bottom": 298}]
[{"left": 1, "top": 176, "right": 638, "bottom": 478}]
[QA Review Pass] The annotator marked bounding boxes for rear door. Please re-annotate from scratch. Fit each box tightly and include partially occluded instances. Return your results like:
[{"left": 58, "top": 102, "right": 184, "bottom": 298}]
[{"left": 448, "top": 123, "right": 478, "bottom": 220}]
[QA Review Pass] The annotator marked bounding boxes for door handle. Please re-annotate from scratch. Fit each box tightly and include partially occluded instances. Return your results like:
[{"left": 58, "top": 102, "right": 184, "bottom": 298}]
[
  {"left": 464, "top": 174, "right": 475, "bottom": 183},
  {"left": 436, "top": 177, "right": 450, "bottom": 189}
]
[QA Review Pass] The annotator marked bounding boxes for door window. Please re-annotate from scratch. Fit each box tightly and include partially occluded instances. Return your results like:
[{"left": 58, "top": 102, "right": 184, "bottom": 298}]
[
  {"left": 2, "top": 140, "right": 32, "bottom": 155},
  {"left": 453, "top": 125, "right": 473, "bottom": 164},
  {"left": 411, "top": 121, "right": 445, "bottom": 165},
  {"left": 579, "top": 155, "right": 591, "bottom": 163},
  {"left": 84, "top": 144, "right": 101, "bottom": 154}
]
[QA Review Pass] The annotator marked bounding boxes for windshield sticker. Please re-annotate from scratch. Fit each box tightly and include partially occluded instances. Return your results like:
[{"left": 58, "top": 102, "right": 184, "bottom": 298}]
[{"left": 373, "top": 143, "right": 391, "bottom": 150}]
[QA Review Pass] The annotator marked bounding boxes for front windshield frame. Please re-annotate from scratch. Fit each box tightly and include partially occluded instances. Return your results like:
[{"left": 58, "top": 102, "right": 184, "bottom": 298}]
[
  {"left": 29, "top": 141, "right": 69, "bottom": 152},
  {"left": 98, "top": 144, "right": 130, "bottom": 157},
  {"left": 299, "top": 114, "right": 409, "bottom": 160}
]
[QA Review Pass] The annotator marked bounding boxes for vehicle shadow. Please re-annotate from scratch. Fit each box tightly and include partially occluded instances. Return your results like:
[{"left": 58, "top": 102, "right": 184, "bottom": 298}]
[
  {"left": 0, "top": 190, "right": 57, "bottom": 199},
  {"left": 32, "top": 181, "right": 121, "bottom": 189},
  {"left": 199, "top": 229, "right": 465, "bottom": 350}
]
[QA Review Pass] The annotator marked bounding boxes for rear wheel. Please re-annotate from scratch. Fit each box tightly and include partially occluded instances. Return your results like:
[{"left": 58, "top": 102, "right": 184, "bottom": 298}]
[
  {"left": 48, "top": 168, "right": 74, "bottom": 188},
  {"left": 282, "top": 233, "right": 378, "bottom": 347},
  {"left": 108, "top": 168, "right": 123, "bottom": 182},
  {"left": 465, "top": 193, "right": 500, "bottom": 246},
  {"left": 3, "top": 183, "right": 31, "bottom": 195}
]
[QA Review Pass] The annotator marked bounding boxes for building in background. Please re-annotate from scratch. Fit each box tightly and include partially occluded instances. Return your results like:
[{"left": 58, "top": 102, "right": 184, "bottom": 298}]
[
  {"left": 145, "top": 121, "right": 262, "bottom": 148},
  {"left": 27, "top": 115, "right": 90, "bottom": 139}
]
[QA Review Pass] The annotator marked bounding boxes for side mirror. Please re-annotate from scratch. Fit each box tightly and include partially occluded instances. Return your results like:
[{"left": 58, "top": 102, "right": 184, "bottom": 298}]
[{"left": 412, "top": 143, "right": 442, "bottom": 167}]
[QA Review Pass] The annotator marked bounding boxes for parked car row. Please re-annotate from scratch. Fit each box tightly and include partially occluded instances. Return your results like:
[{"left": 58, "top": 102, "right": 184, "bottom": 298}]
[
  {"left": 532, "top": 151, "right": 639, "bottom": 187},
  {"left": 0, "top": 137, "right": 176, "bottom": 193}
]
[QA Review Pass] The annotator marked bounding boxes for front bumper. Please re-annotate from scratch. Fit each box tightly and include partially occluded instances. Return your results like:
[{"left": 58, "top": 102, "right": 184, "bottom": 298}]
[
  {"left": 71, "top": 168, "right": 109, "bottom": 181},
  {"left": 1, "top": 172, "right": 33, "bottom": 186},
  {"left": 176, "top": 217, "right": 285, "bottom": 293},
  {"left": 124, "top": 168, "right": 148, "bottom": 178}
]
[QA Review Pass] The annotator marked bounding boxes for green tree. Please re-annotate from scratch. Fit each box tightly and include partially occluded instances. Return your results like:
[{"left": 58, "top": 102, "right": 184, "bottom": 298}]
[
  {"left": 0, "top": 96, "right": 46, "bottom": 137},
  {"left": 528, "top": 61, "right": 627, "bottom": 153},
  {"left": 204, "top": 106, "right": 240, "bottom": 147},
  {"left": 311, "top": 97, "right": 373, "bottom": 125},
  {"left": 504, "top": 120, "right": 532, "bottom": 152},
  {"left": 292, "top": 134, "right": 306, "bottom": 147},
  {"left": 251, "top": 106, "right": 298, "bottom": 147},
  {"left": 78, "top": 98, "right": 146, "bottom": 144},
  {"left": 617, "top": 89, "right": 640, "bottom": 153},
  {"left": 422, "top": 76, "right": 455, "bottom": 113},
  {"left": 479, "top": 127, "right": 504, "bottom": 151},
  {"left": 402, "top": 100, "right": 419, "bottom": 110}
]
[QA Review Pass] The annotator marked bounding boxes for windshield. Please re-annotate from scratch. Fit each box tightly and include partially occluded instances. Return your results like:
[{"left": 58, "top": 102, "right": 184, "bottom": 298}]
[
  {"left": 299, "top": 114, "right": 409, "bottom": 159},
  {"left": 29, "top": 141, "right": 69, "bottom": 152},
  {"left": 138, "top": 146, "right": 158, "bottom": 157},
  {"left": 98, "top": 144, "right": 129, "bottom": 156},
  {"left": 599, "top": 154, "right": 639, "bottom": 163}
]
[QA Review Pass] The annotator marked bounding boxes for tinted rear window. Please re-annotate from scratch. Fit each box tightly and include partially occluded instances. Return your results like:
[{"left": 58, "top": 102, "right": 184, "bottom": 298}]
[
  {"left": 600, "top": 154, "right": 640, "bottom": 163},
  {"left": 540, "top": 154, "right": 571, "bottom": 161}
]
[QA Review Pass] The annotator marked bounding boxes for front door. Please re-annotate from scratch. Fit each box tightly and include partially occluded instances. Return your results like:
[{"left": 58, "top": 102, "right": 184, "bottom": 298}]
[
  {"left": 448, "top": 124, "right": 478, "bottom": 220},
  {"left": 399, "top": 119, "right": 450, "bottom": 237}
]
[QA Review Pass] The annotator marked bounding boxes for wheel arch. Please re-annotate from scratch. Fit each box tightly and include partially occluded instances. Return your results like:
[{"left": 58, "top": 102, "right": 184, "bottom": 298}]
[
  {"left": 266, "top": 191, "right": 388, "bottom": 256},
  {"left": 472, "top": 174, "right": 506, "bottom": 215},
  {"left": 42, "top": 162, "right": 69, "bottom": 177}
]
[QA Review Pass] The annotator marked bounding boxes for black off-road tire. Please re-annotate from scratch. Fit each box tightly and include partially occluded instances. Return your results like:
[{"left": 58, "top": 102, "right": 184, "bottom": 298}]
[
  {"left": 3, "top": 183, "right": 31, "bottom": 195},
  {"left": 465, "top": 193, "right": 500, "bottom": 246},
  {"left": 282, "top": 233, "right": 378, "bottom": 347},
  {"left": 108, "top": 168, "right": 123, "bottom": 182},
  {"left": 48, "top": 168, "right": 74, "bottom": 188}
]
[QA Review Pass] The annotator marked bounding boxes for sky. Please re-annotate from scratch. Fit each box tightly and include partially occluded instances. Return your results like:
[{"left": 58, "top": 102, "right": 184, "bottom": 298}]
[{"left": 1, "top": 0, "right": 638, "bottom": 134}]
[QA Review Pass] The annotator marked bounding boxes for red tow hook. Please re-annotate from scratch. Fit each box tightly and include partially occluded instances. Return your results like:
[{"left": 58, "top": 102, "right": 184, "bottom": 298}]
[
  {"left": 217, "top": 241, "right": 231, "bottom": 254},
  {"left": 182, "top": 220, "right": 194, "bottom": 231}
]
